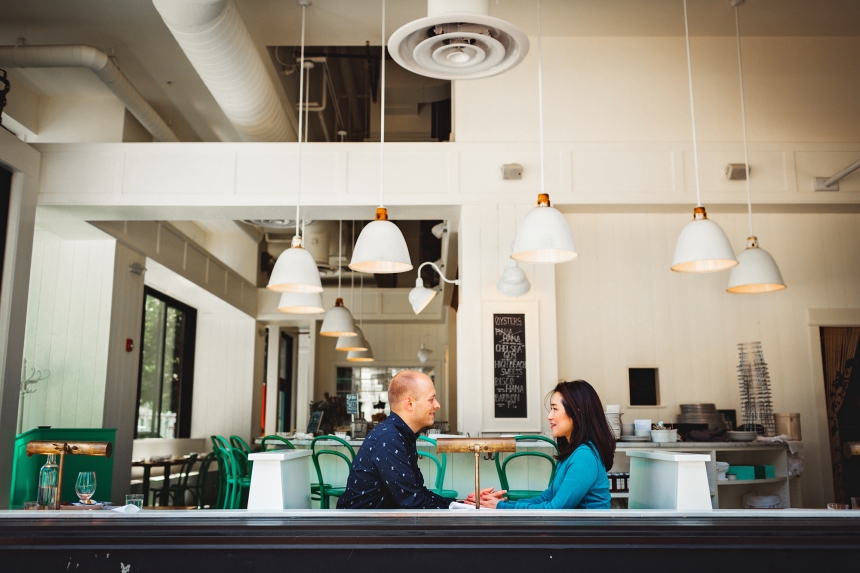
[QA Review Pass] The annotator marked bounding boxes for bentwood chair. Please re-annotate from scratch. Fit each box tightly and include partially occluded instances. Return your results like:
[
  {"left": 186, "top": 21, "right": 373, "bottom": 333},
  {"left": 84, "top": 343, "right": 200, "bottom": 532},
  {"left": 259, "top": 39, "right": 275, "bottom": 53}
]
[
  {"left": 494, "top": 435, "right": 559, "bottom": 501},
  {"left": 311, "top": 435, "right": 355, "bottom": 509},
  {"left": 417, "top": 436, "right": 458, "bottom": 498},
  {"left": 211, "top": 436, "right": 231, "bottom": 509},
  {"left": 216, "top": 445, "right": 252, "bottom": 509},
  {"left": 189, "top": 451, "right": 216, "bottom": 508},
  {"left": 150, "top": 453, "right": 198, "bottom": 506},
  {"left": 260, "top": 435, "right": 296, "bottom": 451},
  {"left": 230, "top": 435, "right": 252, "bottom": 454}
]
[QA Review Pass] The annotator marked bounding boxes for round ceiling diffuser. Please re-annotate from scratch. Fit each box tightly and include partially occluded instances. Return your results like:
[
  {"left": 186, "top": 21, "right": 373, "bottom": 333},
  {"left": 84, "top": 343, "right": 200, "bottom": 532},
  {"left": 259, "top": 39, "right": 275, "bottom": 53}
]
[{"left": 388, "top": 0, "right": 529, "bottom": 80}]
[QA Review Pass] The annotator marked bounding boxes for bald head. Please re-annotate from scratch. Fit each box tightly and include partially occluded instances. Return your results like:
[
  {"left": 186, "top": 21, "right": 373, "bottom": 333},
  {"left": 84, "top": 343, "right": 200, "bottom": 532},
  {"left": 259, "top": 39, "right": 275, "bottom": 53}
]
[{"left": 388, "top": 370, "right": 440, "bottom": 433}]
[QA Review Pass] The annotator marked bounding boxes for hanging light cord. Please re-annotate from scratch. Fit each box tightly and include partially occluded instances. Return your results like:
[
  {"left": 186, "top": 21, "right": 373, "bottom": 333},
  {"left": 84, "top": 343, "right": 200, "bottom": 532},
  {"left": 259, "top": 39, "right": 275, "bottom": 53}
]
[
  {"left": 379, "top": 0, "right": 386, "bottom": 208},
  {"left": 360, "top": 272, "right": 364, "bottom": 328},
  {"left": 735, "top": 4, "right": 754, "bottom": 236},
  {"left": 682, "top": 0, "right": 703, "bottom": 208},
  {"left": 295, "top": 3, "right": 307, "bottom": 238},
  {"left": 351, "top": 220, "right": 356, "bottom": 310},
  {"left": 536, "top": 0, "right": 546, "bottom": 196},
  {"left": 337, "top": 219, "right": 343, "bottom": 298}
]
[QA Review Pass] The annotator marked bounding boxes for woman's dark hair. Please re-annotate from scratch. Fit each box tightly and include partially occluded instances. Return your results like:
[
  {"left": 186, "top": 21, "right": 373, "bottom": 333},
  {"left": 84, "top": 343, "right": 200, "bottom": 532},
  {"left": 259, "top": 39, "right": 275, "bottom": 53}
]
[{"left": 548, "top": 380, "right": 615, "bottom": 470}]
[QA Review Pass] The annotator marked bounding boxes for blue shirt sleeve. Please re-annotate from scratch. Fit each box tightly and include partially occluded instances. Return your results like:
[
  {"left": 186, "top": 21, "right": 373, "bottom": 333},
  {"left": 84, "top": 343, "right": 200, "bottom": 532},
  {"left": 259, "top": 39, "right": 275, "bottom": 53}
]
[
  {"left": 497, "top": 446, "right": 600, "bottom": 510},
  {"left": 371, "top": 430, "right": 453, "bottom": 509}
]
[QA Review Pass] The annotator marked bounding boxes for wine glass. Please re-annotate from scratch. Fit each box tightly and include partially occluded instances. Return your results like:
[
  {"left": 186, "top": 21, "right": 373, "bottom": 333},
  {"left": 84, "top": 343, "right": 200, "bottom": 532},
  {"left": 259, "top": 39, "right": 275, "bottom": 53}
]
[{"left": 75, "top": 472, "right": 97, "bottom": 505}]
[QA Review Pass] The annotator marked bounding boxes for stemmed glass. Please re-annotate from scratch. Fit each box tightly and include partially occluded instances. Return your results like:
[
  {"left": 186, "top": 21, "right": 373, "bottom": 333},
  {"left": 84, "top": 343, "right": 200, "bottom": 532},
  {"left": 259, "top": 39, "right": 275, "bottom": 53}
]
[{"left": 75, "top": 472, "right": 97, "bottom": 505}]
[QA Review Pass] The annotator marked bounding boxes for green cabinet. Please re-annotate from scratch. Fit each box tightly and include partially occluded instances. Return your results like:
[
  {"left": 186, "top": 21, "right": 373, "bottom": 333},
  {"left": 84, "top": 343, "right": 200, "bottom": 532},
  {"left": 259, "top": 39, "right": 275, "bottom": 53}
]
[{"left": 9, "top": 428, "right": 116, "bottom": 509}]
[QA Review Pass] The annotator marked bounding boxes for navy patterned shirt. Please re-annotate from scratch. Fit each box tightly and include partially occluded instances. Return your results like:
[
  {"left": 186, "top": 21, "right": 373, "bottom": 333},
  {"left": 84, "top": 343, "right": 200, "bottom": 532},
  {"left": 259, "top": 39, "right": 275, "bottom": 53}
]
[{"left": 336, "top": 412, "right": 454, "bottom": 509}]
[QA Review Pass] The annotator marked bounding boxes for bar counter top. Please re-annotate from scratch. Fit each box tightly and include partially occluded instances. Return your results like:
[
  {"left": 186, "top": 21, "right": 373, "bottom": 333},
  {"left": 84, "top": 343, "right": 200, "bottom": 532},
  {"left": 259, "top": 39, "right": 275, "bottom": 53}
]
[{"left": 1, "top": 509, "right": 857, "bottom": 572}]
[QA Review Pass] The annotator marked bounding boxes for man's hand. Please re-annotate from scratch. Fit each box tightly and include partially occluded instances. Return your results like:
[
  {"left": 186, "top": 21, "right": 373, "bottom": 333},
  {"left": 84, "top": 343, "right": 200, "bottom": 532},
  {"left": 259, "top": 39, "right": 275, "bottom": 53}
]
[
  {"left": 465, "top": 487, "right": 495, "bottom": 504},
  {"left": 478, "top": 489, "right": 507, "bottom": 509}
]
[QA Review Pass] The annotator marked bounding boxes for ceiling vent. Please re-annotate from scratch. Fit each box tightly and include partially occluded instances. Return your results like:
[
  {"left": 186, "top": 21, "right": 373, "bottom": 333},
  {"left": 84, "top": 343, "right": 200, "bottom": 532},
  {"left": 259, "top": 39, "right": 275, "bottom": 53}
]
[{"left": 388, "top": 0, "right": 529, "bottom": 80}]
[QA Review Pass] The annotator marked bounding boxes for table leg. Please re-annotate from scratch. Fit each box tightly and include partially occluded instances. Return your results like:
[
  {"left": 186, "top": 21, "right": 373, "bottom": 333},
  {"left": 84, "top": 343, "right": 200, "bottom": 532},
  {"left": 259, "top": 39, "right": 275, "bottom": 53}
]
[
  {"left": 160, "top": 463, "right": 171, "bottom": 507},
  {"left": 142, "top": 466, "right": 152, "bottom": 506}
]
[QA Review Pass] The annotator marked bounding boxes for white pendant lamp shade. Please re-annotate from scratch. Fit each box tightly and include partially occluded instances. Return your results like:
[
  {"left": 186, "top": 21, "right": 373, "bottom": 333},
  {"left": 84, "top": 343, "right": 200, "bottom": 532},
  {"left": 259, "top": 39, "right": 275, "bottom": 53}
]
[
  {"left": 336, "top": 326, "right": 369, "bottom": 352},
  {"left": 409, "top": 278, "right": 437, "bottom": 315},
  {"left": 320, "top": 298, "right": 357, "bottom": 337},
  {"left": 417, "top": 343, "right": 433, "bottom": 364},
  {"left": 349, "top": 208, "right": 413, "bottom": 274},
  {"left": 277, "top": 292, "right": 324, "bottom": 314},
  {"left": 347, "top": 341, "right": 374, "bottom": 362},
  {"left": 671, "top": 207, "right": 738, "bottom": 273},
  {"left": 497, "top": 259, "right": 531, "bottom": 297},
  {"left": 511, "top": 194, "right": 578, "bottom": 263},
  {"left": 726, "top": 237, "right": 786, "bottom": 294},
  {"left": 267, "top": 236, "right": 324, "bottom": 293}
]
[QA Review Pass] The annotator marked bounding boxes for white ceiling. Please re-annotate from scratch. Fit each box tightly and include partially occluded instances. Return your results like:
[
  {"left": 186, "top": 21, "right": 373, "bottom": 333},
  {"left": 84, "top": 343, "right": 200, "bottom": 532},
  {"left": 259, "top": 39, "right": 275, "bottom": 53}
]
[{"left": 1, "top": 0, "right": 858, "bottom": 143}]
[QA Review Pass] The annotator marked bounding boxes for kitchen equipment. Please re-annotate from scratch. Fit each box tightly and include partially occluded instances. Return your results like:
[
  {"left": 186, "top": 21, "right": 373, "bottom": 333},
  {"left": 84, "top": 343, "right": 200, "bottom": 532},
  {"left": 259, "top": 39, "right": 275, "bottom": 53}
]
[
  {"left": 677, "top": 404, "right": 727, "bottom": 429},
  {"left": 619, "top": 435, "right": 650, "bottom": 442},
  {"left": 774, "top": 413, "right": 802, "bottom": 441},
  {"left": 634, "top": 430, "right": 651, "bottom": 437},
  {"left": 650, "top": 429, "right": 677, "bottom": 443},
  {"left": 744, "top": 493, "right": 781, "bottom": 509},
  {"left": 726, "top": 466, "right": 755, "bottom": 480},
  {"left": 727, "top": 431, "right": 759, "bottom": 442},
  {"left": 634, "top": 419, "right": 652, "bottom": 431},
  {"left": 737, "top": 342, "right": 776, "bottom": 436}
]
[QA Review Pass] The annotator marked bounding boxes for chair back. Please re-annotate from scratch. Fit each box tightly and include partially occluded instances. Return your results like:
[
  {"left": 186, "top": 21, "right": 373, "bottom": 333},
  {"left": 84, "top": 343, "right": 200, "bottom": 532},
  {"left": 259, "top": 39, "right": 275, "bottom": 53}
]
[
  {"left": 260, "top": 435, "right": 296, "bottom": 451},
  {"left": 495, "top": 435, "right": 559, "bottom": 491},
  {"left": 196, "top": 451, "right": 216, "bottom": 505},
  {"left": 230, "top": 435, "right": 251, "bottom": 453},
  {"left": 177, "top": 453, "right": 199, "bottom": 488},
  {"left": 310, "top": 436, "right": 355, "bottom": 496},
  {"left": 417, "top": 436, "right": 448, "bottom": 491}
]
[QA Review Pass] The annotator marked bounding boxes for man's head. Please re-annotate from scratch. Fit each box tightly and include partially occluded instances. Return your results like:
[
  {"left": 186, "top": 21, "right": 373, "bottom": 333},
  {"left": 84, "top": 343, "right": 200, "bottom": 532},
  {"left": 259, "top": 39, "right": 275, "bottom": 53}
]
[{"left": 388, "top": 370, "right": 440, "bottom": 433}]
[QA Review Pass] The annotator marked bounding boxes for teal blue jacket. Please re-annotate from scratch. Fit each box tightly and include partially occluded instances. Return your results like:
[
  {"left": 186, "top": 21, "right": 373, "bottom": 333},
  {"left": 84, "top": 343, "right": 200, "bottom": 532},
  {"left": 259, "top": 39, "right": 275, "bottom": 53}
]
[{"left": 497, "top": 443, "right": 611, "bottom": 509}]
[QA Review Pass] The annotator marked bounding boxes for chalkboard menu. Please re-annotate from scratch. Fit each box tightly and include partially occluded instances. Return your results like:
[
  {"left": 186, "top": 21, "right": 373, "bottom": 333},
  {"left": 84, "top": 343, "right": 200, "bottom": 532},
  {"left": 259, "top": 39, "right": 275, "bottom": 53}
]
[
  {"left": 346, "top": 394, "right": 359, "bottom": 415},
  {"left": 493, "top": 313, "right": 527, "bottom": 418}
]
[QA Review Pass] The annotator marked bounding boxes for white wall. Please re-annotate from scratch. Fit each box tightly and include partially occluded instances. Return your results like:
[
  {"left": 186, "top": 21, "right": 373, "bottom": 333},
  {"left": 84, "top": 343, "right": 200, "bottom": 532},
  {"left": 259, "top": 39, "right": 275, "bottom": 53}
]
[
  {"left": 20, "top": 231, "right": 115, "bottom": 430},
  {"left": 555, "top": 211, "right": 860, "bottom": 509},
  {"left": 28, "top": 97, "right": 126, "bottom": 143}
]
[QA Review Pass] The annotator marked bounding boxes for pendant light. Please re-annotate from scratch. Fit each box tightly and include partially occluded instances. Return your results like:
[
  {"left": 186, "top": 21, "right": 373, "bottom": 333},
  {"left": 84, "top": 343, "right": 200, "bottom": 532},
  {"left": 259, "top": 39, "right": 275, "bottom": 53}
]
[
  {"left": 277, "top": 292, "right": 324, "bottom": 314},
  {"left": 349, "top": 0, "right": 413, "bottom": 274},
  {"left": 267, "top": 0, "right": 323, "bottom": 293},
  {"left": 337, "top": 222, "right": 369, "bottom": 351},
  {"left": 320, "top": 220, "right": 359, "bottom": 335},
  {"left": 726, "top": 0, "right": 785, "bottom": 294},
  {"left": 510, "top": 0, "right": 577, "bottom": 264},
  {"left": 408, "top": 261, "right": 459, "bottom": 315},
  {"left": 670, "top": 0, "right": 737, "bottom": 273},
  {"left": 416, "top": 333, "right": 439, "bottom": 364},
  {"left": 497, "top": 260, "right": 531, "bottom": 297},
  {"left": 347, "top": 274, "right": 375, "bottom": 362}
]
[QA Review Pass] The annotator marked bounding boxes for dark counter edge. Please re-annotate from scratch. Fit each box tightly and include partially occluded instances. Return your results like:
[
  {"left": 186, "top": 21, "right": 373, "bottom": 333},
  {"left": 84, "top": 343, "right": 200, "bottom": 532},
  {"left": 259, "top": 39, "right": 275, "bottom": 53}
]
[{"left": 2, "top": 512, "right": 859, "bottom": 572}]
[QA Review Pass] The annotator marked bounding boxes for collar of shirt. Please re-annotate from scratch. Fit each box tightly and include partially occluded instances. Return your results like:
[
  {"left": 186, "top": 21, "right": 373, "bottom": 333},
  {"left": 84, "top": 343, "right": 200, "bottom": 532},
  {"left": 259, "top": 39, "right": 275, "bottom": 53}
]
[{"left": 386, "top": 411, "right": 417, "bottom": 443}]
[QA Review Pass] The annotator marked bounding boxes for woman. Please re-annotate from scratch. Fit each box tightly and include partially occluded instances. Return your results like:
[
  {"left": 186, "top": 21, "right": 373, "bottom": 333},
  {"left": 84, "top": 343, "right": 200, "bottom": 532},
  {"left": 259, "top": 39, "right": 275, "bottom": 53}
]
[{"left": 471, "top": 380, "right": 615, "bottom": 509}]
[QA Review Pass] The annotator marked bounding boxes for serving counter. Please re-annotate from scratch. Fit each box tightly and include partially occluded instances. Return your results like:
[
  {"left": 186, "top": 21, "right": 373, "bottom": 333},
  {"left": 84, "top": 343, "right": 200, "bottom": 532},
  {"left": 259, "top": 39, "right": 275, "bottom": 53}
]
[{"left": 0, "top": 509, "right": 857, "bottom": 572}]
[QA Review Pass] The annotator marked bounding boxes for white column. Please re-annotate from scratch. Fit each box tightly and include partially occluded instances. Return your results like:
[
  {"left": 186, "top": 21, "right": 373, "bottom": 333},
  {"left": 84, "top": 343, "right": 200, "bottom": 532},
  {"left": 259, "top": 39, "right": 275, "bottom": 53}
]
[
  {"left": 264, "top": 325, "right": 279, "bottom": 436},
  {"left": 294, "top": 325, "right": 317, "bottom": 433}
]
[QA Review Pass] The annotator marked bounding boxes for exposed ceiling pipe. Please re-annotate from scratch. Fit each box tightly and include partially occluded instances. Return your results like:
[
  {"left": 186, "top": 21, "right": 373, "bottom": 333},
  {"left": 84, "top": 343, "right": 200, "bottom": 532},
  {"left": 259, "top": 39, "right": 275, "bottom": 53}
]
[
  {"left": 0, "top": 44, "right": 179, "bottom": 142},
  {"left": 152, "top": 0, "right": 295, "bottom": 142}
]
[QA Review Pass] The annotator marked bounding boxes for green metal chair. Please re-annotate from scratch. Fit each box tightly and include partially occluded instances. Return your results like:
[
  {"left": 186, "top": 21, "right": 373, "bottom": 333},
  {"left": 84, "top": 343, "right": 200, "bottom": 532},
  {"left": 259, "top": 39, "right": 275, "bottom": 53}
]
[
  {"left": 260, "top": 435, "right": 296, "bottom": 451},
  {"left": 211, "top": 436, "right": 231, "bottom": 509},
  {"left": 216, "top": 445, "right": 251, "bottom": 509},
  {"left": 417, "top": 436, "right": 458, "bottom": 498},
  {"left": 150, "top": 453, "right": 198, "bottom": 506},
  {"left": 230, "top": 435, "right": 252, "bottom": 453},
  {"left": 494, "top": 435, "right": 559, "bottom": 501},
  {"left": 189, "top": 451, "right": 216, "bottom": 508},
  {"left": 311, "top": 435, "right": 355, "bottom": 509}
]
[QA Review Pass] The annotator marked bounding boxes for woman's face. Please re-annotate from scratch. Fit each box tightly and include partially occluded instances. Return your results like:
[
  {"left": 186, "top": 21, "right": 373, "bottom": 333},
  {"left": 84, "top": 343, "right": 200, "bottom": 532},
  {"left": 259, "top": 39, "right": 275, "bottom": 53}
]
[{"left": 548, "top": 392, "right": 574, "bottom": 440}]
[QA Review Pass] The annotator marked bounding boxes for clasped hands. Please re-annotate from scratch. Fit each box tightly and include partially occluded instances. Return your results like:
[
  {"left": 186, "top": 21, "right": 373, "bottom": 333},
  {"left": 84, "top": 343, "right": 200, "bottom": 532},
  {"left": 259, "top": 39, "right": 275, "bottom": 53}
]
[{"left": 463, "top": 487, "right": 507, "bottom": 509}]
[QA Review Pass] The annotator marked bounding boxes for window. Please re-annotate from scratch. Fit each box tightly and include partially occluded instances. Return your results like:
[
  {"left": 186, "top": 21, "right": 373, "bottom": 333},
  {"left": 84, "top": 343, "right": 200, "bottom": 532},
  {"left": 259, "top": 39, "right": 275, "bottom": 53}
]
[
  {"left": 335, "top": 366, "right": 435, "bottom": 422},
  {"left": 136, "top": 287, "right": 197, "bottom": 439},
  {"left": 628, "top": 368, "right": 659, "bottom": 406}
]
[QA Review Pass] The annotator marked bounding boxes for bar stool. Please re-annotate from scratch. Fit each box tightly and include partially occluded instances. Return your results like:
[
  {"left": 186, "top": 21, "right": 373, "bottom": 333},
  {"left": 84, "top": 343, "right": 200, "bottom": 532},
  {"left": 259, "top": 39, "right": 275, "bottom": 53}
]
[
  {"left": 311, "top": 435, "right": 355, "bottom": 509},
  {"left": 494, "top": 435, "right": 558, "bottom": 501}
]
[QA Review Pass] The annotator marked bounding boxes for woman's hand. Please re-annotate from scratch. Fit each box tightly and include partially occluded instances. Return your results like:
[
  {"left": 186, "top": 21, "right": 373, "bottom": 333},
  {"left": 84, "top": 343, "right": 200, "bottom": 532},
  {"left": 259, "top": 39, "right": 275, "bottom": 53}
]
[
  {"left": 465, "top": 487, "right": 495, "bottom": 504},
  {"left": 478, "top": 490, "right": 507, "bottom": 510}
]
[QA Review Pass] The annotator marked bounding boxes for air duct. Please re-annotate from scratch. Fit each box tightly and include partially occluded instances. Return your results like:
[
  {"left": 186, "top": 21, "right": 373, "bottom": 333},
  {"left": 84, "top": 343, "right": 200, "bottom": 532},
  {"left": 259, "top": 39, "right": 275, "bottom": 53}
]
[
  {"left": 152, "top": 0, "right": 294, "bottom": 142},
  {"left": 388, "top": 0, "right": 529, "bottom": 80},
  {"left": 0, "top": 44, "right": 178, "bottom": 142}
]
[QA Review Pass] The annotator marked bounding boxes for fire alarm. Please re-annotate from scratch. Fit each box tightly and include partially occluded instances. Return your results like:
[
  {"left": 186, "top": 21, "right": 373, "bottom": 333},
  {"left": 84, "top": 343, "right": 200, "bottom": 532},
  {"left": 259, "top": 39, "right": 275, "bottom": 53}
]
[{"left": 126, "top": 339, "right": 134, "bottom": 352}]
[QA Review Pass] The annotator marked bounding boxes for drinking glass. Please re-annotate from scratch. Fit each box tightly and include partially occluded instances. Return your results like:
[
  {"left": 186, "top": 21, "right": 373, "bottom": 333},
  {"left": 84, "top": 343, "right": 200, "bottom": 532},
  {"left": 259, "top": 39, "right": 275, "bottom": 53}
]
[
  {"left": 125, "top": 494, "right": 144, "bottom": 509},
  {"left": 75, "top": 472, "right": 97, "bottom": 504},
  {"left": 852, "top": 497, "right": 860, "bottom": 510}
]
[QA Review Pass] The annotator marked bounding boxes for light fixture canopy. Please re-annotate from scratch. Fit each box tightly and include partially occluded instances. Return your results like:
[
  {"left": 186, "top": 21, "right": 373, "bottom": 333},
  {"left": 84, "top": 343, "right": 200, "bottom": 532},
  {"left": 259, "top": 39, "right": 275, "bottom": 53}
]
[
  {"left": 320, "top": 297, "right": 357, "bottom": 337},
  {"left": 511, "top": 194, "right": 578, "bottom": 263},
  {"left": 267, "top": 236, "right": 324, "bottom": 293},
  {"left": 336, "top": 326, "right": 369, "bottom": 352},
  {"left": 276, "top": 291, "right": 324, "bottom": 314},
  {"left": 408, "top": 261, "right": 459, "bottom": 314},
  {"left": 671, "top": 207, "right": 738, "bottom": 273},
  {"left": 349, "top": 208, "right": 413, "bottom": 274},
  {"left": 726, "top": 237, "right": 786, "bottom": 294},
  {"left": 497, "top": 259, "right": 531, "bottom": 297}
]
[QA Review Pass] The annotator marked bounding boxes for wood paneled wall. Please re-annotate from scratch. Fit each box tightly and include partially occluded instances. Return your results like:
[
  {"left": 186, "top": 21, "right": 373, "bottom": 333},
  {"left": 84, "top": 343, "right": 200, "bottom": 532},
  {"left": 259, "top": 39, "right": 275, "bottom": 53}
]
[
  {"left": 556, "top": 212, "right": 860, "bottom": 508},
  {"left": 20, "top": 232, "right": 115, "bottom": 429}
]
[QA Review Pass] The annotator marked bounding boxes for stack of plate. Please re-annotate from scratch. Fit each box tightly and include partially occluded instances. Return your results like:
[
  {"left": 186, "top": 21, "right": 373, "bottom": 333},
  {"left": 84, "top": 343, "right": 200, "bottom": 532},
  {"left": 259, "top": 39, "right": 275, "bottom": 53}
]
[
  {"left": 716, "top": 461, "right": 730, "bottom": 481},
  {"left": 727, "top": 430, "right": 759, "bottom": 442},
  {"left": 605, "top": 412, "right": 621, "bottom": 439},
  {"left": 677, "top": 404, "right": 727, "bottom": 429}
]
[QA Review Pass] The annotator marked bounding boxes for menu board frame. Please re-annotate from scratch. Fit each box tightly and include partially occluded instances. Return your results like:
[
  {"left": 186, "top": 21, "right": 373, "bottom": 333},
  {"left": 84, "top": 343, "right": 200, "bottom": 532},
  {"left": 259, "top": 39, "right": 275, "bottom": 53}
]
[{"left": 482, "top": 301, "right": 541, "bottom": 432}]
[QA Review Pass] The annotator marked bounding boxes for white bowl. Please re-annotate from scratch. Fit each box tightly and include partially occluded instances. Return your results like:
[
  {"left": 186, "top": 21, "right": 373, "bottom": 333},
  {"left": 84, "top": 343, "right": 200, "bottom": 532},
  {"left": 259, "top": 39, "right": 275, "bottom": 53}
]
[
  {"left": 650, "top": 429, "right": 678, "bottom": 443},
  {"left": 634, "top": 430, "right": 652, "bottom": 437}
]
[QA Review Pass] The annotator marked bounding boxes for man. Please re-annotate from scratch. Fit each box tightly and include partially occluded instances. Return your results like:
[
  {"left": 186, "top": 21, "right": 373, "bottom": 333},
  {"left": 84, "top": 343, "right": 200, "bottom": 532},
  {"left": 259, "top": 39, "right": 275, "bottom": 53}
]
[{"left": 336, "top": 370, "right": 455, "bottom": 509}]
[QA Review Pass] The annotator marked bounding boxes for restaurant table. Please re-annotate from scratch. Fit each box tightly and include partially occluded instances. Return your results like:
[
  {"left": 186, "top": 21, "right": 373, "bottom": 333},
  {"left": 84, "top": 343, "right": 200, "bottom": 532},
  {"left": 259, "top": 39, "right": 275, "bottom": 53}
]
[{"left": 131, "top": 458, "right": 187, "bottom": 507}]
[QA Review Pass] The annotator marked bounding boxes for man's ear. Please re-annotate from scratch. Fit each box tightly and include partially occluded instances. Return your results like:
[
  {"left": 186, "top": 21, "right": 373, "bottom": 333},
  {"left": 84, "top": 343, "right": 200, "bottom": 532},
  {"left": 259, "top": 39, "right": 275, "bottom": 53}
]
[{"left": 404, "top": 396, "right": 414, "bottom": 411}]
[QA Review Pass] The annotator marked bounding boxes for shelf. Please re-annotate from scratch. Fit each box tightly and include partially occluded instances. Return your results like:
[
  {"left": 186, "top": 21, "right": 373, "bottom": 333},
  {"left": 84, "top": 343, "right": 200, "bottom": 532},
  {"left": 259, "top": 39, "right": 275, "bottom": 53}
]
[{"left": 716, "top": 477, "right": 787, "bottom": 486}]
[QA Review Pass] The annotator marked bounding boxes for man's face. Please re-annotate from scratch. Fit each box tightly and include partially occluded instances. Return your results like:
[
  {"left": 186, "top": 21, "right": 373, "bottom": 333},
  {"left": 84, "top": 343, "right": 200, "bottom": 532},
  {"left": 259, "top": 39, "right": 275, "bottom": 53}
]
[{"left": 406, "top": 375, "right": 440, "bottom": 432}]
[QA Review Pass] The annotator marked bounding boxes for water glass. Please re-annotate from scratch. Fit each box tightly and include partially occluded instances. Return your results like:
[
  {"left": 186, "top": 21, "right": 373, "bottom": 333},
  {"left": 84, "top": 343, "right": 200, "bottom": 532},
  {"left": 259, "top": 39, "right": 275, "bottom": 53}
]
[
  {"left": 23, "top": 502, "right": 40, "bottom": 510},
  {"left": 826, "top": 503, "right": 850, "bottom": 510},
  {"left": 125, "top": 494, "right": 144, "bottom": 509},
  {"left": 851, "top": 497, "right": 860, "bottom": 510},
  {"left": 75, "top": 471, "right": 97, "bottom": 504}
]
